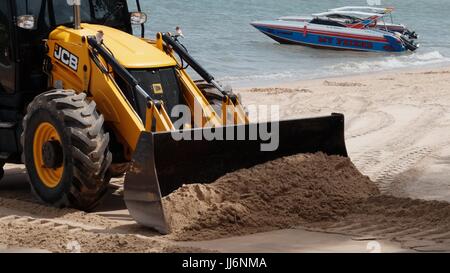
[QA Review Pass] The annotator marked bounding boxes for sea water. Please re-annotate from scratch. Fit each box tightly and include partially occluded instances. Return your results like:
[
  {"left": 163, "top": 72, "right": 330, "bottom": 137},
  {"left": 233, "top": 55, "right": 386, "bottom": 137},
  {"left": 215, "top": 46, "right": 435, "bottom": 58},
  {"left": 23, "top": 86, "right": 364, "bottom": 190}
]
[{"left": 130, "top": 0, "right": 450, "bottom": 87}]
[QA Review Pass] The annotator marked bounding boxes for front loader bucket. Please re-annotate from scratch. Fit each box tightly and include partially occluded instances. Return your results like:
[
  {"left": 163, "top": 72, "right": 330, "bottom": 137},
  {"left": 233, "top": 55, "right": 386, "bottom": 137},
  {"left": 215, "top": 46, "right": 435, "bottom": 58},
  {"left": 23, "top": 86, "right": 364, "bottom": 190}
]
[{"left": 124, "top": 113, "right": 348, "bottom": 234}]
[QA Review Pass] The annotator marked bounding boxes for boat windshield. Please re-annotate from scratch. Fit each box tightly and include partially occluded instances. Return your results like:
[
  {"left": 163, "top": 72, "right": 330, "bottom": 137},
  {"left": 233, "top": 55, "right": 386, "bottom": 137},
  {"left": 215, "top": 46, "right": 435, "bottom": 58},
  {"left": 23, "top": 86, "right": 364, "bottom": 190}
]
[
  {"left": 325, "top": 14, "right": 362, "bottom": 24},
  {"left": 310, "top": 18, "right": 347, "bottom": 27},
  {"left": 326, "top": 14, "right": 358, "bottom": 20}
]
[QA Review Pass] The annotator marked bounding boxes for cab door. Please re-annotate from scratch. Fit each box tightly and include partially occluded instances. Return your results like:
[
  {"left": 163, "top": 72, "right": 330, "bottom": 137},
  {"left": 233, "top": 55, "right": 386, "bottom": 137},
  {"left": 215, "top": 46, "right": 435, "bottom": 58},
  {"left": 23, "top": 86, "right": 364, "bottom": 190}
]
[{"left": 0, "top": 0, "right": 15, "bottom": 93}]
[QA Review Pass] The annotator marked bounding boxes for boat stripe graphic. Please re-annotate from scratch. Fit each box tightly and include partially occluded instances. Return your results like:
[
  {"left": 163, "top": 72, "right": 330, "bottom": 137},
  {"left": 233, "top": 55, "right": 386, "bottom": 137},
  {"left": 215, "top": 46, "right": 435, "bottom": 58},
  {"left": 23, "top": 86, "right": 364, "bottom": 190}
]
[{"left": 254, "top": 23, "right": 389, "bottom": 42}]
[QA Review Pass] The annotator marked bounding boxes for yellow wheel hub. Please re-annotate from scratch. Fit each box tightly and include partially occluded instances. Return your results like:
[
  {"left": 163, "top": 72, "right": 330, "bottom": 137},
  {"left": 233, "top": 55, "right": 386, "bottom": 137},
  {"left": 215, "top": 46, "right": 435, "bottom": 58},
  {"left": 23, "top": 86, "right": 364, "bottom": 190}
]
[{"left": 33, "top": 122, "right": 64, "bottom": 188}]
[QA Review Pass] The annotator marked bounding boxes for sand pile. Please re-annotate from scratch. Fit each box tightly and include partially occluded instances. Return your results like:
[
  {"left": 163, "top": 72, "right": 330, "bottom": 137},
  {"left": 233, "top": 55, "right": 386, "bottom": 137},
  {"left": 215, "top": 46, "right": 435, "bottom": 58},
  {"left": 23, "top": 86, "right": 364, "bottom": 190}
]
[{"left": 163, "top": 153, "right": 379, "bottom": 241}]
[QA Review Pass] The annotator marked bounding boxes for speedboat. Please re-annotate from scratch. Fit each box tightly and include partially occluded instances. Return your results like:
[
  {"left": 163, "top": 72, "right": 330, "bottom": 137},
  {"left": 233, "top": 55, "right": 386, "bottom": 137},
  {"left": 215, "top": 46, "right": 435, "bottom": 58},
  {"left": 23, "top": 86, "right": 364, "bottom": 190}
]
[
  {"left": 280, "top": 6, "right": 418, "bottom": 40},
  {"left": 251, "top": 6, "right": 419, "bottom": 53}
]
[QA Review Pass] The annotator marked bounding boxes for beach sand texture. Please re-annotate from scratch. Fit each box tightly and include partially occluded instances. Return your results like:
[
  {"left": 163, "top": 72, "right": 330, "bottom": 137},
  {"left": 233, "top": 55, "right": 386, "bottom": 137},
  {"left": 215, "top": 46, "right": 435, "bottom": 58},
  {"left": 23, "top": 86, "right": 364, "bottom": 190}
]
[
  {"left": 1, "top": 67, "right": 450, "bottom": 252},
  {"left": 240, "top": 68, "right": 450, "bottom": 201}
]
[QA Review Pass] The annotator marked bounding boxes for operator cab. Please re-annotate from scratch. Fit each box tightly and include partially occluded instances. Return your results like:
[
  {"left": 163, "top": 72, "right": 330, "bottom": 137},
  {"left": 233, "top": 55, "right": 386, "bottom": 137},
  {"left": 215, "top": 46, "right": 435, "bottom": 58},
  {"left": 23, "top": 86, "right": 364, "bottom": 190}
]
[
  {"left": 0, "top": 0, "right": 145, "bottom": 159},
  {"left": 0, "top": 0, "right": 137, "bottom": 98}
]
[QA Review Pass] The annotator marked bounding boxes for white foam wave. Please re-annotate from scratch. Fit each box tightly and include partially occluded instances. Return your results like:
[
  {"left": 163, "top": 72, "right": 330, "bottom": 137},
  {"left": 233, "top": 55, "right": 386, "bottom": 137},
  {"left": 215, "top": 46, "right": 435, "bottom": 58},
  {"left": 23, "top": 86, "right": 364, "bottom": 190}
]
[{"left": 326, "top": 51, "right": 450, "bottom": 73}]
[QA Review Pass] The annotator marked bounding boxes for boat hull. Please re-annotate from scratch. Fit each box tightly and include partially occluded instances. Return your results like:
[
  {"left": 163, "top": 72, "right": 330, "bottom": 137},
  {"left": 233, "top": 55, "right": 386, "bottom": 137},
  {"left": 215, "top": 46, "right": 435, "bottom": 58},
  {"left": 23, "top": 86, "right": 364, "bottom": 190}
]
[{"left": 251, "top": 21, "right": 407, "bottom": 53}]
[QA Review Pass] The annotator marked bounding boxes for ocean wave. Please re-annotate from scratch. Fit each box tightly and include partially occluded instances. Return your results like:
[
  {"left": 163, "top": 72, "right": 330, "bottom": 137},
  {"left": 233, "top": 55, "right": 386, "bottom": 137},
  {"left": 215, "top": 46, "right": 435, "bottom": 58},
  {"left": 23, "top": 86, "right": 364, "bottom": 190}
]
[
  {"left": 219, "top": 51, "right": 450, "bottom": 87},
  {"left": 326, "top": 51, "right": 450, "bottom": 73}
]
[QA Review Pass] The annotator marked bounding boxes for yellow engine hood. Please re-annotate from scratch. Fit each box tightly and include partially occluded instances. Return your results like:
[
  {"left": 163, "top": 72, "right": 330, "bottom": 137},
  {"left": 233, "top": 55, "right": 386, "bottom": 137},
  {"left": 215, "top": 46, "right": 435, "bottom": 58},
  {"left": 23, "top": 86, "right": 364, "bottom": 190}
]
[{"left": 49, "top": 23, "right": 176, "bottom": 69}]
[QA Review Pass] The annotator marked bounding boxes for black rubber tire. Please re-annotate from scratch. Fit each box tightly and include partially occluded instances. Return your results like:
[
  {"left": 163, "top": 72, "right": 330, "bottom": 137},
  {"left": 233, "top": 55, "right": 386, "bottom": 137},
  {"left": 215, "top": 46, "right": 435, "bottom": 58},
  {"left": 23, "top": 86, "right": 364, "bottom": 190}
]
[
  {"left": 22, "top": 90, "right": 112, "bottom": 210},
  {"left": 196, "top": 81, "right": 242, "bottom": 124}
]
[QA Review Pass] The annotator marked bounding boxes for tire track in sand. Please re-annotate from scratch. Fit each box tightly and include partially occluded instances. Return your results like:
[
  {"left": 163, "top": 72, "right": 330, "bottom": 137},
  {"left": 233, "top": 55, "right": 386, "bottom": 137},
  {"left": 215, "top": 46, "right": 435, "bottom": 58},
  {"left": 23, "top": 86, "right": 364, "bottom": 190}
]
[
  {"left": 350, "top": 106, "right": 446, "bottom": 192},
  {"left": 0, "top": 215, "right": 89, "bottom": 233},
  {"left": 305, "top": 196, "right": 450, "bottom": 252},
  {"left": 373, "top": 147, "right": 434, "bottom": 192},
  {"left": 346, "top": 111, "right": 395, "bottom": 140}
]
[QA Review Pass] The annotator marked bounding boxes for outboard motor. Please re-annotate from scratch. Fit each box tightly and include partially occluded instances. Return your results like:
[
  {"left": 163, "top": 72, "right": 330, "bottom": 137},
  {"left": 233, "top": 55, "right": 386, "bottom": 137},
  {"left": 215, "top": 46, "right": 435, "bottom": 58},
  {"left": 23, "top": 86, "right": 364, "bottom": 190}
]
[
  {"left": 399, "top": 34, "right": 419, "bottom": 51},
  {"left": 404, "top": 29, "right": 419, "bottom": 40}
]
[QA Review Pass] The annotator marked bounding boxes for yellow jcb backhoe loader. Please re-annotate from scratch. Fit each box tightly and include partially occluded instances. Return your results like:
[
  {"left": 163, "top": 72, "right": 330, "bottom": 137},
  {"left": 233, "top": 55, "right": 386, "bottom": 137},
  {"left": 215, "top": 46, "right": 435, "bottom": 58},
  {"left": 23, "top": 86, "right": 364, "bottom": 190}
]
[{"left": 0, "top": 0, "right": 347, "bottom": 234}]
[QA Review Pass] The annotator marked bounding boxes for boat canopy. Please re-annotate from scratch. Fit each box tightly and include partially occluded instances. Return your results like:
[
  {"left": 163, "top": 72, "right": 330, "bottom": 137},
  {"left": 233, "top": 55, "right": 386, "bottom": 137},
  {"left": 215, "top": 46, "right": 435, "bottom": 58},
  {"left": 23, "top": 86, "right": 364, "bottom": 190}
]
[
  {"left": 312, "top": 7, "right": 396, "bottom": 29},
  {"left": 329, "top": 6, "right": 394, "bottom": 14},
  {"left": 312, "top": 11, "right": 385, "bottom": 19}
]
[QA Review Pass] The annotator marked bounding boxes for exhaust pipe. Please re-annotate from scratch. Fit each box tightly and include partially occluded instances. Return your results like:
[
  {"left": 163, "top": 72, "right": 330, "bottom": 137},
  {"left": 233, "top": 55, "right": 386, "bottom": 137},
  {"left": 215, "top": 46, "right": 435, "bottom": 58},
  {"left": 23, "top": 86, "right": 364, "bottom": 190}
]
[{"left": 68, "top": 0, "right": 82, "bottom": 29}]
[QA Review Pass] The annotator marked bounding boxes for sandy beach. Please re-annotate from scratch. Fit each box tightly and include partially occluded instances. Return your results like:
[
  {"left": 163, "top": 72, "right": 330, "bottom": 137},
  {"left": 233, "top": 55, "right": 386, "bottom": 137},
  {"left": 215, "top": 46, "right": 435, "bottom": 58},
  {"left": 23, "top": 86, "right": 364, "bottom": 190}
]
[
  {"left": 239, "top": 66, "right": 450, "bottom": 201},
  {"left": 1, "top": 66, "right": 450, "bottom": 253}
]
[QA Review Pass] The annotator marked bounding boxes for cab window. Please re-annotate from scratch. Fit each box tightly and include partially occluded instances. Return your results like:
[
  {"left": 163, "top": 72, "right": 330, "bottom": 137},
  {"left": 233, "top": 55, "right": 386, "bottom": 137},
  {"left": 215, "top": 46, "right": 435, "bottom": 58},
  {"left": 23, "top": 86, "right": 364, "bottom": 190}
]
[{"left": 0, "top": 0, "right": 11, "bottom": 65}]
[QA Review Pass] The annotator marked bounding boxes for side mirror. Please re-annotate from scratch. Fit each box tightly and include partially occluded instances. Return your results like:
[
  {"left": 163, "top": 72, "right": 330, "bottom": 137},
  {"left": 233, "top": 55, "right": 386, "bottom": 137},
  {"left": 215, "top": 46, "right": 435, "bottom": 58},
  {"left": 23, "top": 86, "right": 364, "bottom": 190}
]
[
  {"left": 130, "top": 12, "right": 148, "bottom": 25},
  {"left": 66, "top": 0, "right": 81, "bottom": 6},
  {"left": 16, "top": 15, "right": 36, "bottom": 30}
]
